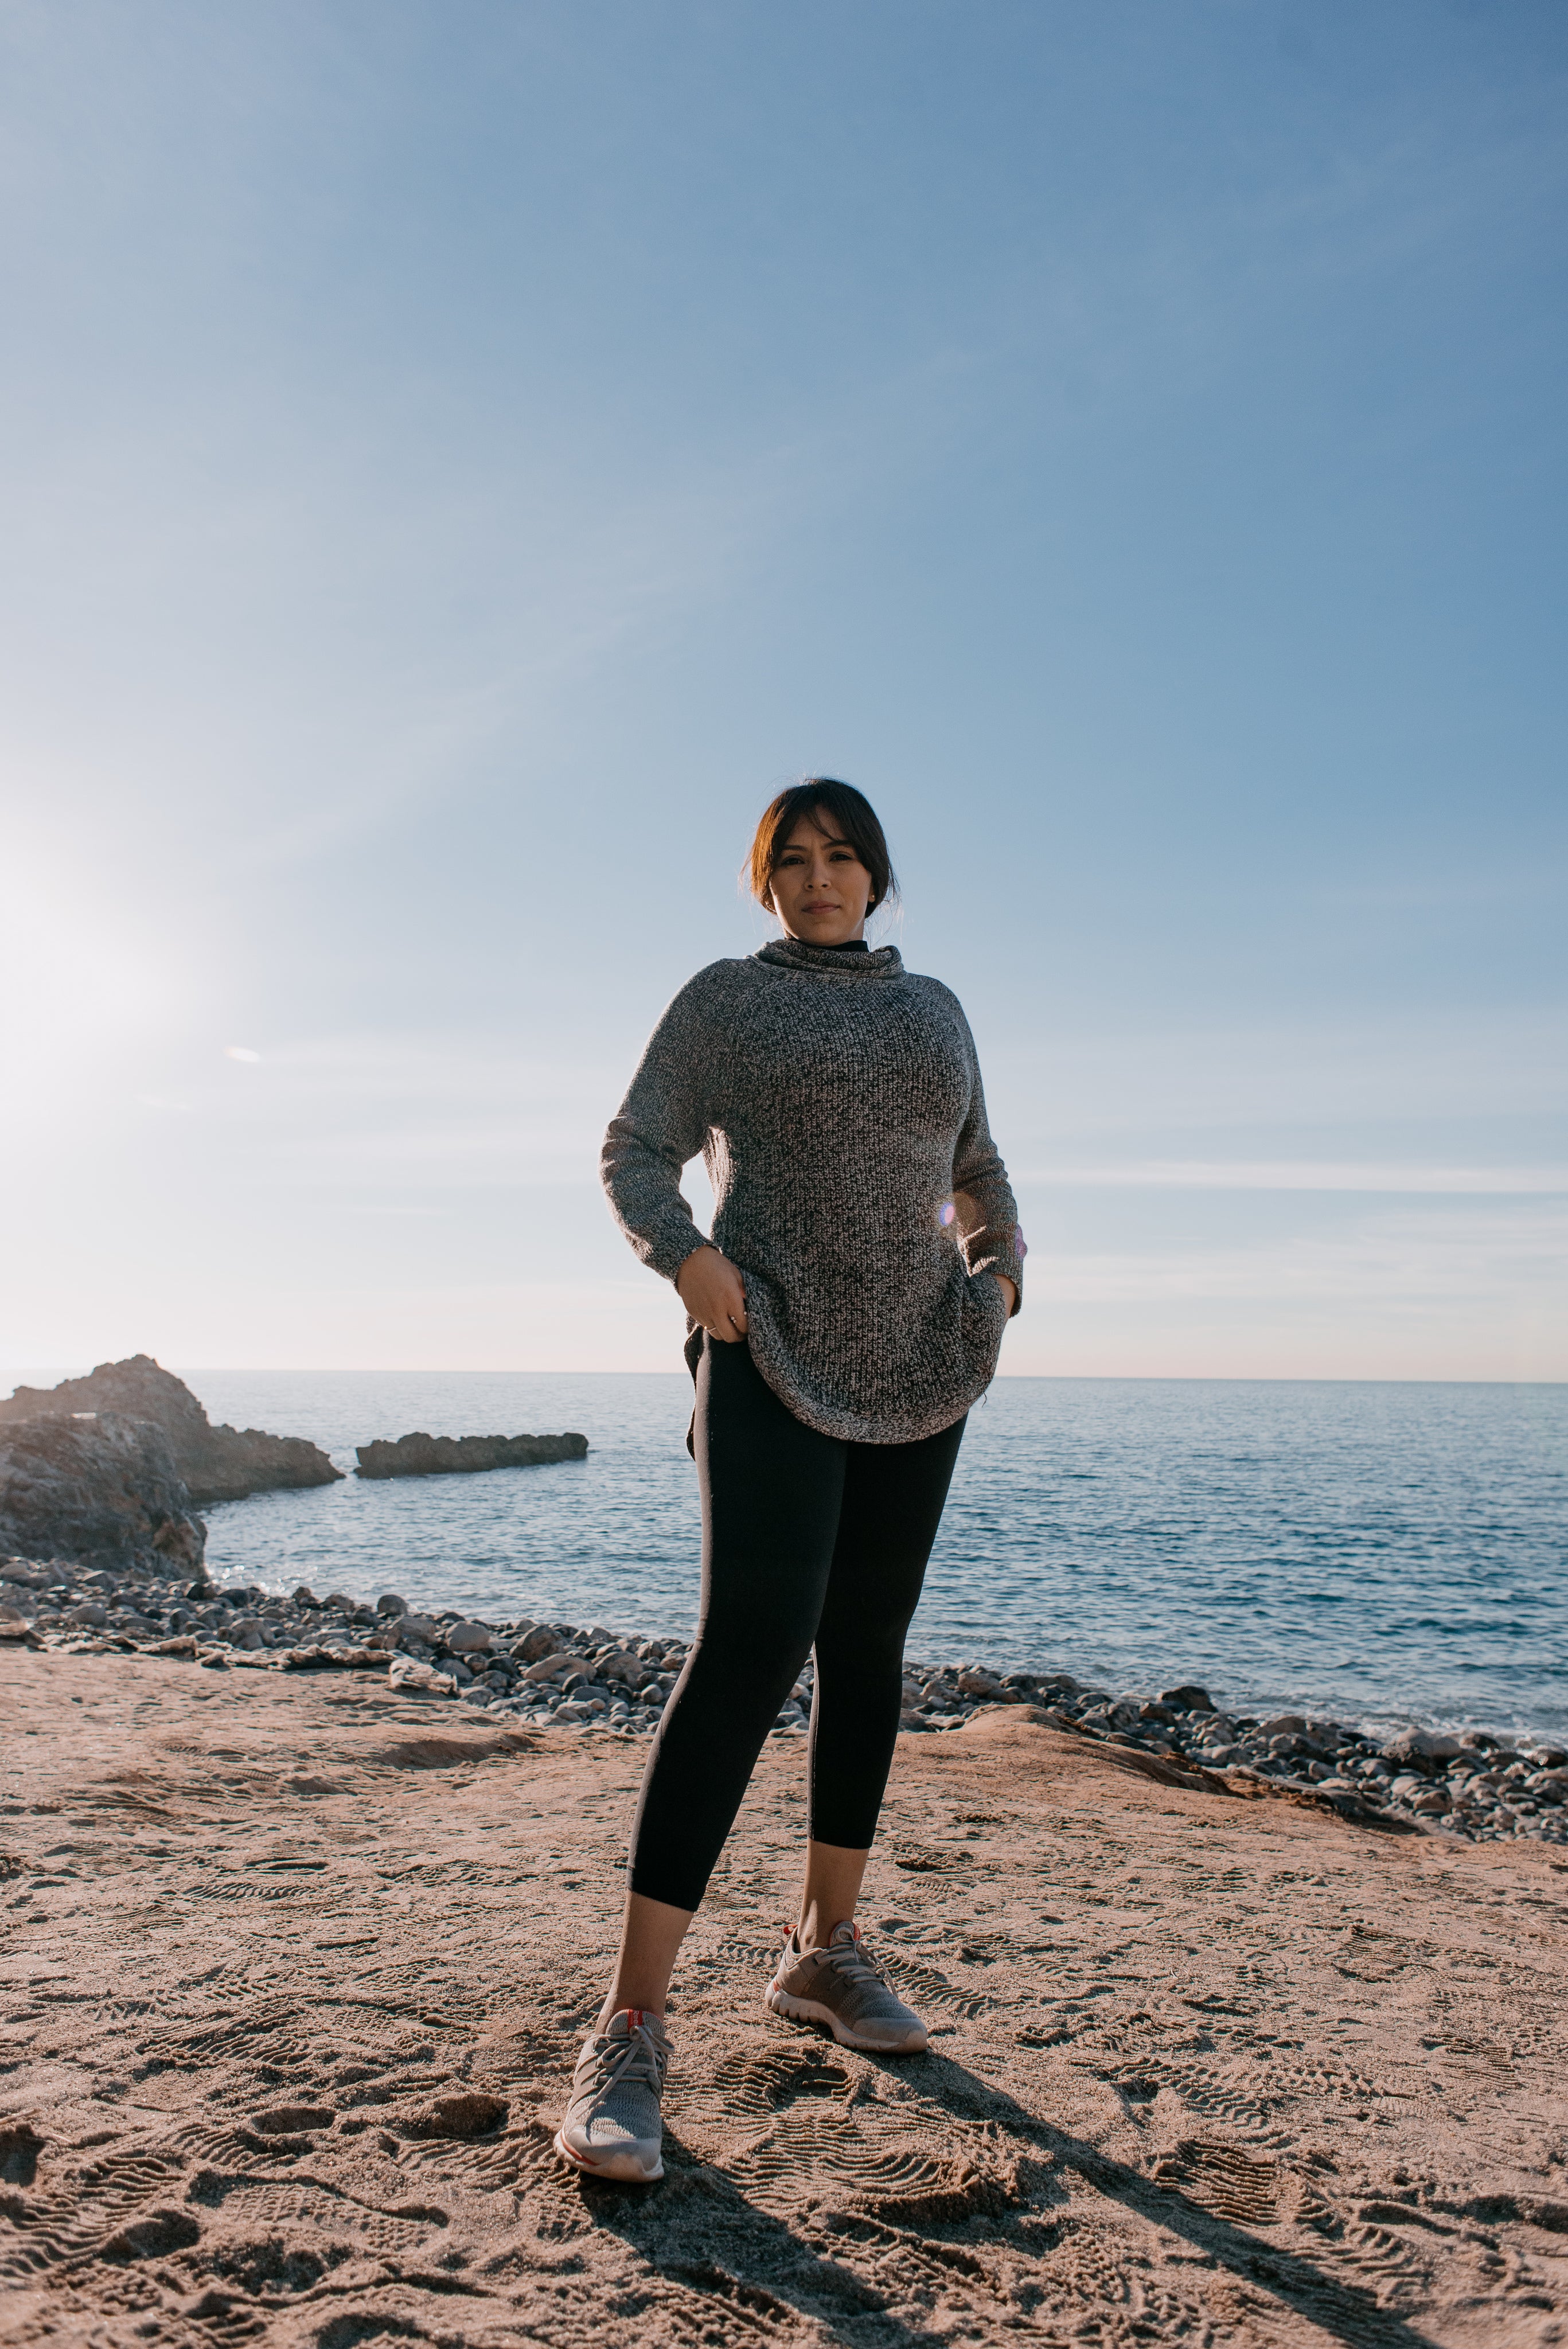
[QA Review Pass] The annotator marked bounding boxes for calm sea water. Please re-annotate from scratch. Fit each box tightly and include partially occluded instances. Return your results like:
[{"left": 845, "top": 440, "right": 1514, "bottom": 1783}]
[{"left": 165, "top": 1371, "right": 1568, "bottom": 1743}]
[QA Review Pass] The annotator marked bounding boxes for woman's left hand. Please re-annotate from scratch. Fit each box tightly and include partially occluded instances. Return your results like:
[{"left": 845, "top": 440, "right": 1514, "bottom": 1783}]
[{"left": 994, "top": 1274, "right": 1017, "bottom": 1315}]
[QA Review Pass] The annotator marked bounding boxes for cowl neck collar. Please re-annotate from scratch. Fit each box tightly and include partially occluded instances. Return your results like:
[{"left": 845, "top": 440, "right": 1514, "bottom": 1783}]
[{"left": 755, "top": 937, "right": 903, "bottom": 981}]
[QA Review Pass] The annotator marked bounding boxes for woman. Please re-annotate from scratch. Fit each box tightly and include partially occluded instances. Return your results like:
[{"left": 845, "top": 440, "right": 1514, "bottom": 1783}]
[{"left": 556, "top": 778, "right": 1023, "bottom": 2184}]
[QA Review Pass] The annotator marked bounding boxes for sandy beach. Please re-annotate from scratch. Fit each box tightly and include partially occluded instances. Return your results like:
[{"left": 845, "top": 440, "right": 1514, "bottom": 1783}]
[{"left": 2, "top": 1649, "right": 1566, "bottom": 2348}]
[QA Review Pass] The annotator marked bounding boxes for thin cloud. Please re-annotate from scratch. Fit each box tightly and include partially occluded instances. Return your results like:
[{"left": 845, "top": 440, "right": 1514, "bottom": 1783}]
[{"left": 1020, "top": 1161, "right": 1568, "bottom": 1195}]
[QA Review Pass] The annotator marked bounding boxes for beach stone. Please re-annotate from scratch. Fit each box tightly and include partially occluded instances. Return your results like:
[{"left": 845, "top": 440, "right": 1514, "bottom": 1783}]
[
  {"left": 1259, "top": 1715, "right": 1307, "bottom": 1737},
  {"left": 1160, "top": 1685, "right": 1215, "bottom": 1714},
  {"left": 376, "top": 1593, "right": 408, "bottom": 1615},
  {"left": 388, "top": 1657, "right": 456, "bottom": 1696},
  {"left": 521, "top": 1650, "right": 576, "bottom": 1683},
  {"left": 399, "top": 1614, "right": 440, "bottom": 1643},
  {"left": 1383, "top": 1729, "right": 1462, "bottom": 1766},
  {"left": 63, "top": 1602, "right": 108, "bottom": 1626},
  {"left": 444, "top": 1622, "right": 494, "bottom": 1655}
]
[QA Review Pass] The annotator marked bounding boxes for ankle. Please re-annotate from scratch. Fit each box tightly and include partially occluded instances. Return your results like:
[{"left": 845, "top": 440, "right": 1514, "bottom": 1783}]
[{"left": 596, "top": 1996, "right": 665, "bottom": 2030}]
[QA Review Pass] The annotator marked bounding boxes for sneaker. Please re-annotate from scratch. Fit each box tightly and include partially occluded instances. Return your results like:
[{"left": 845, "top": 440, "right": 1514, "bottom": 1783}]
[
  {"left": 553, "top": 2007, "right": 669, "bottom": 2183},
  {"left": 766, "top": 1919, "right": 928, "bottom": 2053}
]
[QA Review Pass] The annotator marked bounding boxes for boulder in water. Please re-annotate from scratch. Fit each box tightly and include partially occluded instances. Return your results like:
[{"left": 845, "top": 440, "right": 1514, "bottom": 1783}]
[
  {"left": 0, "top": 1357, "right": 341, "bottom": 1506},
  {"left": 354, "top": 1431, "right": 587, "bottom": 1479}
]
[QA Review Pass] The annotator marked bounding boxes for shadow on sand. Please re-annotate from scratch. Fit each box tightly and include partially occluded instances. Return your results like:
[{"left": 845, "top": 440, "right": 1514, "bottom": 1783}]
[{"left": 571, "top": 2041, "right": 1442, "bottom": 2348}]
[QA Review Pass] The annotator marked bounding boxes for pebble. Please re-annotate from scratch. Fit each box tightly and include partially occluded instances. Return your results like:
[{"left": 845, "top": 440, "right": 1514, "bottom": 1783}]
[{"left": 3, "top": 1551, "right": 1563, "bottom": 1845}]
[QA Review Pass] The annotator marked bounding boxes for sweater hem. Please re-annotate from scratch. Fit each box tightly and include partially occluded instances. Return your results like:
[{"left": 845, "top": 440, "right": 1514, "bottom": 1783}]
[{"left": 742, "top": 1336, "right": 996, "bottom": 1447}]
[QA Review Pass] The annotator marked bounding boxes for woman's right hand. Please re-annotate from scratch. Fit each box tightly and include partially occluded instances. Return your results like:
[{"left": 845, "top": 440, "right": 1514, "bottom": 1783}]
[{"left": 676, "top": 1246, "right": 750, "bottom": 1343}]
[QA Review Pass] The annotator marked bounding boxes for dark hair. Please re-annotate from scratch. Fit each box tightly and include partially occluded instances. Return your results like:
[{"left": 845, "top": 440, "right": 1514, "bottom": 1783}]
[{"left": 746, "top": 779, "right": 898, "bottom": 915}]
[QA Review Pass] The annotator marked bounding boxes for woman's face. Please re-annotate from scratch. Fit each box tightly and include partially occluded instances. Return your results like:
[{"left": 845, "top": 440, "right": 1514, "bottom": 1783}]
[{"left": 769, "top": 813, "right": 875, "bottom": 946}]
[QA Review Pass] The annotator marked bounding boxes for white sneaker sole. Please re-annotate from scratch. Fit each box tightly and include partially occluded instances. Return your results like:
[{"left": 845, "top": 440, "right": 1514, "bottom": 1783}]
[
  {"left": 765, "top": 1982, "right": 927, "bottom": 2054},
  {"left": 552, "top": 2125, "right": 663, "bottom": 2184}
]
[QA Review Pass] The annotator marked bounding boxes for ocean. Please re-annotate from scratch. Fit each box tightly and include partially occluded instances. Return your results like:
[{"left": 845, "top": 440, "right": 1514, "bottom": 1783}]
[{"left": 172, "top": 1370, "right": 1568, "bottom": 1745}]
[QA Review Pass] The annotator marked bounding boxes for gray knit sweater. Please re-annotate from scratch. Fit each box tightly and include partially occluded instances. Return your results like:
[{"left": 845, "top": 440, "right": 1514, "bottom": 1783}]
[{"left": 600, "top": 937, "right": 1024, "bottom": 1443}]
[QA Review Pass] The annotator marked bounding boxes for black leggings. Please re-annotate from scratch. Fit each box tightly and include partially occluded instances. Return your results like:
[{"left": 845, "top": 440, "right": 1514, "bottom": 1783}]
[{"left": 628, "top": 1338, "right": 967, "bottom": 1913}]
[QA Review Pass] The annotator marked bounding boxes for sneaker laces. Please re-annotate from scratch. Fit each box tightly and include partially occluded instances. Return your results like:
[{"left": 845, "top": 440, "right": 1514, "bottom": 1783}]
[
  {"left": 576, "top": 2013, "right": 667, "bottom": 2100},
  {"left": 815, "top": 1925, "right": 888, "bottom": 1991}
]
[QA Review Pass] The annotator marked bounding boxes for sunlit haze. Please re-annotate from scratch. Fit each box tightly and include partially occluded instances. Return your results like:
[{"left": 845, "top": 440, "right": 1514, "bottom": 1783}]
[{"left": 2, "top": 2, "right": 1563, "bottom": 1379}]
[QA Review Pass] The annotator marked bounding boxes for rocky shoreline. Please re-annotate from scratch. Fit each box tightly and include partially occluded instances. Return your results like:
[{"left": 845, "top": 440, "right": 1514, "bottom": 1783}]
[
  {"left": 3, "top": 1548, "right": 1564, "bottom": 1849},
  {"left": 0, "top": 1355, "right": 338, "bottom": 1505}
]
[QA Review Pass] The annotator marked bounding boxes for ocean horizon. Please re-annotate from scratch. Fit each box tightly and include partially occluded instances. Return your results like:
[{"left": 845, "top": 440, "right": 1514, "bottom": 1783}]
[{"left": 11, "top": 1365, "right": 1556, "bottom": 1745}]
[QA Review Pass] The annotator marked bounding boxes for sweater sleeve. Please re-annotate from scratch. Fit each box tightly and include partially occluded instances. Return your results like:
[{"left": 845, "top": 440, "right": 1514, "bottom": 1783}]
[
  {"left": 950, "top": 1015, "right": 1025, "bottom": 1316},
  {"left": 600, "top": 972, "right": 719, "bottom": 1286}
]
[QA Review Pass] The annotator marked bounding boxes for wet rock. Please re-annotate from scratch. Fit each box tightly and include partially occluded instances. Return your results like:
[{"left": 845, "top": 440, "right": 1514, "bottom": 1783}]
[
  {"left": 354, "top": 1430, "right": 588, "bottom": 1479},
  {"left": 0, "top": 1356, "right": 340, "bottom": 1505}
]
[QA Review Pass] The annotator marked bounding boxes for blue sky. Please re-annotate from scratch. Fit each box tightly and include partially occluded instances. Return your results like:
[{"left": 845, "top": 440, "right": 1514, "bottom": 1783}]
[{"left": 2, "top": 0, "right": 1563, "bottom": 1378}]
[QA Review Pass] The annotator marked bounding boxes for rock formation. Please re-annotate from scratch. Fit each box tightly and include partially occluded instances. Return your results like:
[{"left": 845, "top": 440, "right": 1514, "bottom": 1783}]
[
  {"left": 354, "top": 1430, "right": 588, "bottom": 1479},
  {"left": 0, "top": 1411, "right": 206, "bottom": 1571},
  {"left": 0, "top": 1356, "right": 342, "bottom": 1505}
]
